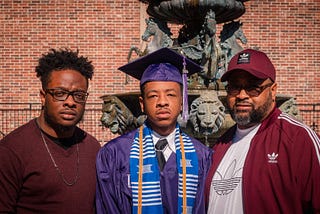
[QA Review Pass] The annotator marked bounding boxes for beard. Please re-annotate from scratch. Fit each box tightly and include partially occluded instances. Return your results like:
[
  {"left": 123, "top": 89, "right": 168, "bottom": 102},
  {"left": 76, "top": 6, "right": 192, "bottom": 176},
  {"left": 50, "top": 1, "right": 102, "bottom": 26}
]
[
  {"left": 43, "top": 105, "right": 83, "bottom": 133},
  {"left": 229, "top": 92, "right": 273, "bottom": 127}
]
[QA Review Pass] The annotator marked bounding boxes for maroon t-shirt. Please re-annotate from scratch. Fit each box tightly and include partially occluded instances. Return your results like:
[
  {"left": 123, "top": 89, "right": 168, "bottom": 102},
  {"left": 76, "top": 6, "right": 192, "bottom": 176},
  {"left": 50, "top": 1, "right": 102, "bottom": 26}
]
[{"left": 0, "top": 119, "right": 101, "bottom": 214}]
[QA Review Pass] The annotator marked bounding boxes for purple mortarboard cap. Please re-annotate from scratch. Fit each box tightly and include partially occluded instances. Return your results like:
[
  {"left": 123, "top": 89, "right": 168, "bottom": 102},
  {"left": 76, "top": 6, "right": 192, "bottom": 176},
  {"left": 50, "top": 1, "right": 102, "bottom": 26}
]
[
  {"left": 118, "top": 47, "right": 201, "bottom": 85},
  {"left": 118, "top": 47, "right": 202, "bottom": 123}
]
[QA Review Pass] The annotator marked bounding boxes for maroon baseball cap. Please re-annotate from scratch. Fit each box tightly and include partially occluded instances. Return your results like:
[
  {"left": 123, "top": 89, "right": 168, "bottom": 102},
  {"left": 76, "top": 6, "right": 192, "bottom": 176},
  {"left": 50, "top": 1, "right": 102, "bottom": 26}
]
[{"left": 221, "top": 49, "right": 276, "bottom": 82}]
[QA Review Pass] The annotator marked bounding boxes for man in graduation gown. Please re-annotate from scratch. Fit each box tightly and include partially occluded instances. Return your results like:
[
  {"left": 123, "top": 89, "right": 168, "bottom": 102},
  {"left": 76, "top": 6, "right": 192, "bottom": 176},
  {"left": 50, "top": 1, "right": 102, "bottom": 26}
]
[{"left": 96, "top": 48, "right": 213, "bottom": 214}]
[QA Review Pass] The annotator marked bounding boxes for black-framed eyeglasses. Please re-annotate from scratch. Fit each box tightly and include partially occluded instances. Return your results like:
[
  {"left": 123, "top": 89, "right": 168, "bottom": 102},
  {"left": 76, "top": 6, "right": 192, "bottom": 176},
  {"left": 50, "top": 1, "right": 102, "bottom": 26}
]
[
  {"left": 225, "top": 82, "right": 274, "bottom": 97},
  {"left": 45, "top": 88, "right": 89, "bottom": 103}
]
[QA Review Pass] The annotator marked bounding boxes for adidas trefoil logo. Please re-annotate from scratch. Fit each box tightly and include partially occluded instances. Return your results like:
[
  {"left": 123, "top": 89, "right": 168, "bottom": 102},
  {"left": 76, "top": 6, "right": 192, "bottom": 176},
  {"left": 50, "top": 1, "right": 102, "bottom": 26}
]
[
  {"left": 240, "top": 53, "right": 249, "bottom": 58},
  {"left": 267, "top": 152, "right": 278, "bottom": 163},
  {"left": 237, "top": 52, "right": 250, "bottom": 64}
]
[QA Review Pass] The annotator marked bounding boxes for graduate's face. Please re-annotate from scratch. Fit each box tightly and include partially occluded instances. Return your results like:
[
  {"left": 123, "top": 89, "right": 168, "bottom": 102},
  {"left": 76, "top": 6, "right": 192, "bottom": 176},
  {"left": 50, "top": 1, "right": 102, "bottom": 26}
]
[{"left": 140, "top": 81, "right": 182, "bottom": 135}]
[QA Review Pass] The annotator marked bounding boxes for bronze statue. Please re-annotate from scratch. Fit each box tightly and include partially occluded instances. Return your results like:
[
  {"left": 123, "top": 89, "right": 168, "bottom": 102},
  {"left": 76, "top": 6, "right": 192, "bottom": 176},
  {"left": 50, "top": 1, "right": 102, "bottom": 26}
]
[
  {"left": 127, "top": 17, "right": 173, "bottom": 61},
  {"left": 100, "top": 0, "right": 301, "bottom": 145},
  {"left": 220, "top": 21, "right": 248, "bottom": 64},
  {"left": 101, "top": 95, "right": 146, "bottom": 135}
]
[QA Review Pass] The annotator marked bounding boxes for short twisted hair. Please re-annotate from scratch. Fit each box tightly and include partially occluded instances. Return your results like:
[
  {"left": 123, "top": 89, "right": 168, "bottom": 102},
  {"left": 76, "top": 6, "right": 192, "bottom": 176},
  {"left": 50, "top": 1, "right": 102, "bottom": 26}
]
[{"left": 35, "top": 48, "right": 94, "bottom": 89}]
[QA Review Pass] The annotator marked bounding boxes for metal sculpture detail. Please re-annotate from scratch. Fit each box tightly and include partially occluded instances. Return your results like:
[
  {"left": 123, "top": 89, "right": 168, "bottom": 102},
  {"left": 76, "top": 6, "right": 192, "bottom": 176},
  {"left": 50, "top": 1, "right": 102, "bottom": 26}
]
[
  {"left": 101, "top": 96, "right": 146, "bottom": 135},
  {"left": 127, "top": 17, "right": 173, "bottom": 61},
  {"left": 220, "top": 21, "right": 248, "bottom": 64},
  {"left": 128, "top": 9, "right": 247, "bottom": 85},
  {"left": 189, "top": 92, "right": 225, "bottom": 136},
  {"left": 278, "top": 97, "right": 301, "bottom": 121},
  {"left": 141, "top": 0, "right": 247, "bottom": 24}
]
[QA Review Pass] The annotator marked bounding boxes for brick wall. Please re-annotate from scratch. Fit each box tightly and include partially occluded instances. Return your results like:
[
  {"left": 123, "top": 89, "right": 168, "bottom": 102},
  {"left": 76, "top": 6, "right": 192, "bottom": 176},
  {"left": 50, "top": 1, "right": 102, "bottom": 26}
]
[
  {"left": 242, "top": 0, "right": 320, "bottom": 104},
  {"left": 1, "top": 0, "right": 319, "bottom": 142},
  {"left": 0, "top": 0, "right": 144, "bottom": 104},
  {"left": 1, "top": 0, "right": 319, "bottom": 105}
]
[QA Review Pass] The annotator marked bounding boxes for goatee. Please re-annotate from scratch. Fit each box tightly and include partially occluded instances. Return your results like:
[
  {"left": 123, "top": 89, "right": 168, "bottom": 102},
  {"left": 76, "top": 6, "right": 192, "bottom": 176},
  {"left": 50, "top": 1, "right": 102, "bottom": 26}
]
[
  {"left": 229, "top": 93, "right": 273, "bottom": 127},
  {"left": 43, "top": 106, "right": 82, "bottom": 133}
]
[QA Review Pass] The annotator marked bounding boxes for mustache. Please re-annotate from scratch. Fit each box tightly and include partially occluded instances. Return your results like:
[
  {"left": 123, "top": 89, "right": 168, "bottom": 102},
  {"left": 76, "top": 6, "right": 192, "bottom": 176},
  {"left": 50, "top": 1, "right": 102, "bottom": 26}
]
[{"left": 235, "top": 100, "right": 252, "bottom": 105}]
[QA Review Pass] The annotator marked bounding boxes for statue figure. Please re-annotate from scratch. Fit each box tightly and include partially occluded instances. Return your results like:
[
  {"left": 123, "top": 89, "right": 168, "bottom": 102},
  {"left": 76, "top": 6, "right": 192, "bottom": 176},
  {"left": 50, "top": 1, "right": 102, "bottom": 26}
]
[
  {"left": 100, "top": 95, "right": 146, "bottom": 135},
  {"left": 199, "top": 9, "right": 224, "bottom": 84},
  {"left": 220, "top": 21, "right": 248, "bottom": 64},
  {"left": 176, "top": 22, "right": 203, "bottom": 61},
  {"left": 189, "top": 91, "right": 226, "bottom": 136},
  {"left": 127, "top": 17, "right": 173, "bottom": 61}
]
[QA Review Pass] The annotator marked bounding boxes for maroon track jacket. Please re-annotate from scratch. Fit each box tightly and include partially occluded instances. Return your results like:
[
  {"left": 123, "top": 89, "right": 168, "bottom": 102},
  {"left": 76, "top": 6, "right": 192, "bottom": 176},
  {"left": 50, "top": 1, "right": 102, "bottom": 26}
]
[{"left": 205, "top": 108, "right": 320, "bottom": 213}]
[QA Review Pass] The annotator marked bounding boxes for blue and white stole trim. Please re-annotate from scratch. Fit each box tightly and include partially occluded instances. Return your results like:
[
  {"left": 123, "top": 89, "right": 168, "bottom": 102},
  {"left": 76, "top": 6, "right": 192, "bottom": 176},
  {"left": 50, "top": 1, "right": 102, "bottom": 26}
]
[{"left": 129, "top": 123, "right": 199, "bottom": 214}]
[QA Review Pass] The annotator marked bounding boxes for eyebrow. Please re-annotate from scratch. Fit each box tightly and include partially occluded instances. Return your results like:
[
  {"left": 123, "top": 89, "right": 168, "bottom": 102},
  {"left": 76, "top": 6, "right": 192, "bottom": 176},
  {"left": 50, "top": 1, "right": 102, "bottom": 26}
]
[
  {"left": 229, "top": 79, "right": 266, "bottom": 86},
  {"left": 47, "top": 87, "right": 87, "bottom": 92}
]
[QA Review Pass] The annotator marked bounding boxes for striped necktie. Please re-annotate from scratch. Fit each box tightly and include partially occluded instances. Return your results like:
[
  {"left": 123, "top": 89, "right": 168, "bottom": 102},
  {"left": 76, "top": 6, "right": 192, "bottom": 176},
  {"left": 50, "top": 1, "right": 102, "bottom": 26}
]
[{"left": 155, "top": 139, "right": 168, "bottom": 171}]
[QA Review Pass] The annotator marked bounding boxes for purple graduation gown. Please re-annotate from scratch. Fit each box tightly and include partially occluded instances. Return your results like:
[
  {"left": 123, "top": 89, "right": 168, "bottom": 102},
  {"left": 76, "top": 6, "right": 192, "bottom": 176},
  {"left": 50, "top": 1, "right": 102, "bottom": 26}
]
[{"left": 96, "top": 129, "right": 212, "bottom": 214}]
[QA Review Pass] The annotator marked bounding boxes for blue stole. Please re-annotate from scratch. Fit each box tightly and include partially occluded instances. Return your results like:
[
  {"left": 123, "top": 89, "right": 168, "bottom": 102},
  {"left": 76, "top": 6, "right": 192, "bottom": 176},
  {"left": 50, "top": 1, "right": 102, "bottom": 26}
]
[{"left": 129, "top": 123, "right": 199, "bottom": 214}]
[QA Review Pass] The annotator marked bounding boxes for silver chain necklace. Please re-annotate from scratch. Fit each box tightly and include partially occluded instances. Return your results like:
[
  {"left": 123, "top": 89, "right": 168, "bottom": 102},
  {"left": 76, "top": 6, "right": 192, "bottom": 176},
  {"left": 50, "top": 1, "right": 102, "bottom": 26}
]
[{"left": 40, "top": 130, "right": 80, "bottom": 186}]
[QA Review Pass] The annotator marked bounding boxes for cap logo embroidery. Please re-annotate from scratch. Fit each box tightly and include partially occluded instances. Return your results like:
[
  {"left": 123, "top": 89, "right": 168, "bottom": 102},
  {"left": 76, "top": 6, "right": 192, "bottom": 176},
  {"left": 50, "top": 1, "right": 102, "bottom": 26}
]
[
  {"left": 267, "top": 152, "right": 278, "bottom": 163},
  {"left": 237, "top": 52, "right": 250, "bottom": 64}
]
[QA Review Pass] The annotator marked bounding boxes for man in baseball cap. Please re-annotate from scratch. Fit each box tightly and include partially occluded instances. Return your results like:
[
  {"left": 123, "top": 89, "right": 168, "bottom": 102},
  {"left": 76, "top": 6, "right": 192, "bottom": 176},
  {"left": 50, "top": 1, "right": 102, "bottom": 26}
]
[{"left": 205, "top": 48, "right": 320, "bottom": 213}]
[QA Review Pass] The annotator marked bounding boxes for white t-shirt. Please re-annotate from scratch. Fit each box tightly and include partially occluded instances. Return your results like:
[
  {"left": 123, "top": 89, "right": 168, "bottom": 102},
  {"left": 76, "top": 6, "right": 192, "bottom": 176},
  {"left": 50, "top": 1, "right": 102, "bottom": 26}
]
[{"left": 207, "top": 124, "right": 260, "bottom": 214}]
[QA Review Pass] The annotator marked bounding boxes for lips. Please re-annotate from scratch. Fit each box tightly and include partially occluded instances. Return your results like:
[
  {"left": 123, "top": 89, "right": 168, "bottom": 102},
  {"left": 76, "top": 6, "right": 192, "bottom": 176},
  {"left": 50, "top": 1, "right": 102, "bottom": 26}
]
[
  {"left": 235, "top": 102, "right": 252, "bottom": 111},
  {"left": 60, "top": 110, "right": 76, "bottom": 120},
  {"left": 156, "top": 109, "right": 171, "bottom": 118}
]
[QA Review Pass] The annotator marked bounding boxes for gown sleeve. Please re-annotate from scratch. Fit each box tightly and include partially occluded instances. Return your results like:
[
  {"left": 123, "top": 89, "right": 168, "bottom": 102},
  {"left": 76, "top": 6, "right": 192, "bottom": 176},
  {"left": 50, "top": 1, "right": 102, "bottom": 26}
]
[
  {"left": 96, "top": 145, "right": 123, "bottom": 214},
  {"left": 193, "top": 140, "right": 213, "bottom": 214},
  {"left": 96, "top": 136, "right": 133, "bottom": 214}
]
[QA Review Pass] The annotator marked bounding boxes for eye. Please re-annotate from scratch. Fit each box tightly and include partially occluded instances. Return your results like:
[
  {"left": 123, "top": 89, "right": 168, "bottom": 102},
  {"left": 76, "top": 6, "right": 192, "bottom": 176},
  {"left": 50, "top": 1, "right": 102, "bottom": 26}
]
[
  {"left": 167, "top": 93, "right": 176, "bottom": 97},
  {"left": 54, "top": 90, "right": 67, "bottom": 97},
  {"left": 74, "top": 92, "right": 86, "bottom": 100},
  {"left": 226, "top": 85, "right": 239, "bottom": 94},
  {"left": 146, "top": 93, "right": 157, "bottom": 99},
  {"left": 246, "top": 86, "right": 260, "bottom": 93}
]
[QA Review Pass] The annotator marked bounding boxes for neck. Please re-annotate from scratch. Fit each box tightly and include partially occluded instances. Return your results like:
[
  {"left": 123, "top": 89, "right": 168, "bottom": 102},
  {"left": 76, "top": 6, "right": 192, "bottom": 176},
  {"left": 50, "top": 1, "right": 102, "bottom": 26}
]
[
  {"left": 238, "top": 122, "right": 259, "bottom": 130},
  {"left": 148, "top": 123, "right": 176, "bottom": 136}
]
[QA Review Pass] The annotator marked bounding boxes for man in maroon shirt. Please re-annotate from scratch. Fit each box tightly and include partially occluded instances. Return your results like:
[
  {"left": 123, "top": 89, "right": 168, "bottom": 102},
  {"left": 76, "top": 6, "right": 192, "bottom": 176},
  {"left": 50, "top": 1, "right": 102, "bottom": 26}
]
[{"left": 0, "top": 49, "right": 101, "bottom": 213}]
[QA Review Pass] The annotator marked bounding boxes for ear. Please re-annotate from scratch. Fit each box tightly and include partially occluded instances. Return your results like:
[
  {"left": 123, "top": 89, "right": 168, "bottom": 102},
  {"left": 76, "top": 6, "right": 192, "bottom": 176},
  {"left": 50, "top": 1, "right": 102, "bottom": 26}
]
[
  {"left": 40, "top": 89, "right": 46, "bottom": 107},
  {"left": 139, "top": 96, "right": 144, "bottom": 113},
  {"left": 271, "top": 82, "right": 278, "bottom": 102}
]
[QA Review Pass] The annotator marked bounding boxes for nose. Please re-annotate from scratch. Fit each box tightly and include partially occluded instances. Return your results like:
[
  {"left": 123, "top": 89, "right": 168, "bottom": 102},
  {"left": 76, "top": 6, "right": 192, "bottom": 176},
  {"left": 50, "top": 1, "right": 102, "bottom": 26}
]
[
  {"left": 63, "top": 94, "right": 77, "bottom": 107},
  {"left": 236, "top": 89, "right": 250, "bottom": 99},
  {"left": 156, "top": 94, "right": 169, "bottom": 107}
]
